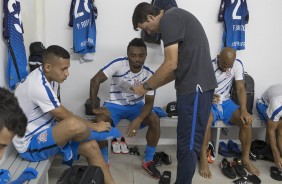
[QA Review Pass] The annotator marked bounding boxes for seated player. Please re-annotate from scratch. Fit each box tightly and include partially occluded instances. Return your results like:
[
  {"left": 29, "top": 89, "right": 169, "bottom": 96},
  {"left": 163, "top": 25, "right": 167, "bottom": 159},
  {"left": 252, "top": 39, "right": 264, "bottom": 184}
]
[
  {"left": 198, "top": 47, "right": 259, "bottom": 178},
  {"left": 257, "top": 84, "right": 282, "bottom": 169},
  {"left": 90, "top": 38, "right": 161, "bottom": 178},
  {"left": 14, "top": 45, "right": 118, "bottom": 184}
]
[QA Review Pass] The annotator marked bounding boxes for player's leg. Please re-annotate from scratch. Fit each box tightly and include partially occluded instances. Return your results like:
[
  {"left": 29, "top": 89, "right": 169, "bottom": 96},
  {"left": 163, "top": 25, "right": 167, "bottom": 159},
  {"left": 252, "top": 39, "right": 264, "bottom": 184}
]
[
  {"left": 228, "top": 102, "right": 259, "bottom": 175},
  {"left": 52, "top": 116, "right": 90, "bottom": 147},
  {"left": 141, "top": 111, "right": 160, "bottom": 173},
  {"left": 199, "top": 111, "right": 214, "bottom": 178},
  {"left": 78, "top": 140, "right": 114, "bottom": 184},
  {"left": 127, "top": 102, "right": 161, "bottom": 178},
  {"left": 276, "top": 120, "right": 282, "bottom": 157}
]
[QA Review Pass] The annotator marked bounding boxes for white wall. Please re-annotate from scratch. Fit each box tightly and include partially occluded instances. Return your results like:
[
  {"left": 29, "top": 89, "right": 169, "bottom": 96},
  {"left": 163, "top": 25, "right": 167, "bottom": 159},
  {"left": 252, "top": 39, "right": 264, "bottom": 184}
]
[{"left": 40, "top": 0, "right": 282, "bottom": 116}]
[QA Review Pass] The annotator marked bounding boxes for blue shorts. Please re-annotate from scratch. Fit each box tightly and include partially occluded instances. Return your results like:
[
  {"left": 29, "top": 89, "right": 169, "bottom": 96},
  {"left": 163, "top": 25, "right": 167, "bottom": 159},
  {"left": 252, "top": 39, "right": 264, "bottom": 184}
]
[
  {"left": 20, "top": 127, "right": 80, "bottom": 162},
  {"left": 256, "top": 101, "right": 268, "bottom": 124},
  {"left": 104, "top": 102, "right": 147, "bottom": 128},
  {"left": 211, "top": 99, "right": 240, "bottom": 126}
]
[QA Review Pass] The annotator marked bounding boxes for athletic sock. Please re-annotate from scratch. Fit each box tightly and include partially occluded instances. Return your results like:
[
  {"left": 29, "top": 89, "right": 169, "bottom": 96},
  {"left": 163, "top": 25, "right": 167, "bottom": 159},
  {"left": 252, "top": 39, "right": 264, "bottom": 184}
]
[
  {"left": 86, "top": 128, "right": 121, "bottom": 141},
  {"left": 143, "top": 145, "right": 156, "bottom": 163},
  {"left": 100, "top": 146, "right": 108, "bottom": 164},
  {"left": 0, "top": 169, "right": 11, "bottom": 183},
  {"left": 10, "top": 168, "right": 38, "bottom": 184}
]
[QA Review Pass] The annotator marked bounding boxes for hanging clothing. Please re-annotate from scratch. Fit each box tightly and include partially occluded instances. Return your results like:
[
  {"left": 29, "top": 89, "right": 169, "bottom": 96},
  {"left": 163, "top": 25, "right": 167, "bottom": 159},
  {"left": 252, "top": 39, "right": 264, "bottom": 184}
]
[
  {"left": 69, "top": 0, "right": 97, "bottom": 54},
  {"left": 220, "top": 0, "right": 249, "bottom": 50},
  {"left": 3, "top": 0, "right": 28, "bottom": 90}
]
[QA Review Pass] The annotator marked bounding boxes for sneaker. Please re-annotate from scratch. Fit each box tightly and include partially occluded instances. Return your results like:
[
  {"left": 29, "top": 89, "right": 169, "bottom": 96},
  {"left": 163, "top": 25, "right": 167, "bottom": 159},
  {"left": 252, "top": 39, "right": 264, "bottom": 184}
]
[
  {"left": 233, "top": 158, "right": 247, "bottom": 177},
  {"left": 219, "top": 141, "right": 233, "bottom": 157},
  {"left": 228, "top": 140, "right": 242, "bottom": 157},
  {"left": 142, "top": 161, "right": 161, "bottom": 179},
  {"left": 207, "top": 141, "right": 216, "bottom": 163},
  {"left": 120, "top": 137, "right": 129, "bottom": 154},
  {"left": 220, "top": 158, "right": 236, "bottom": 179},
  {"left": 112, "top": 138, "right": 121, "bottom": 154}
]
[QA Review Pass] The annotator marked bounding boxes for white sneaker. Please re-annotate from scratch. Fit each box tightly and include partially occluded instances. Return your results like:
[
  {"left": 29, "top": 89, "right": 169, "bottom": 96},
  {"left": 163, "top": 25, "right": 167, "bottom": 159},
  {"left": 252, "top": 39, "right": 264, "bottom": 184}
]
[
  {"left": 120, "top": 137, "right": 129, "bottom": 154},
  {"left": 112, "top": 138, "right": 121, "bottom": 154}
]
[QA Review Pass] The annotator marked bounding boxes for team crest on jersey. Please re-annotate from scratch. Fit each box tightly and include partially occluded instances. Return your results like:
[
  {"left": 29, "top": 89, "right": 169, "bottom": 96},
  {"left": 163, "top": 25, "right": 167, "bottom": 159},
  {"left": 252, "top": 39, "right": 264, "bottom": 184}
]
[
  {"left": 133, "top": 79, "right": 141, "bottom": 86},
  {"left": 37, "top": 130, "right": 48, "bottom": 144}
]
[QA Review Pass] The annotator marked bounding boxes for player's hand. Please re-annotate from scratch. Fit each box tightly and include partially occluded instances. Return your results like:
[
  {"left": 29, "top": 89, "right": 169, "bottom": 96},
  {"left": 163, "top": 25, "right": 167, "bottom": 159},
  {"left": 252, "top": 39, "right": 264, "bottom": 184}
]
[
  {"left": 133, "top": 84, "right": 147, "bottom": 96},
  {"left": 240, "top": 110, "right": 253, "bottom": 125},
  {"left": 126, "top": 118, "right": 142, "bottom": 137},
  {"left": 92, "top": 107, "right": 110, "bottom": 116},
  {"left": 212, "top": 94, "right": 220, "bottom": 104},
  {"left": 94, "top": 121, "right": 111, "bottom": 132}
]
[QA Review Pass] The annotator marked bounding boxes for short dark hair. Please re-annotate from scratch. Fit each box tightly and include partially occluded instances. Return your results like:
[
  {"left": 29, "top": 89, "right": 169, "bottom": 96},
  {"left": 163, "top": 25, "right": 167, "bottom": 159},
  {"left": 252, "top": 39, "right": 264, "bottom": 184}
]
[
  {"left": 0, "top": 87, "right": 27, "bottom": 137},
  {"left": 43, "top": 45, "right": 70, "bottom": 64},
  {"left": 127, "top": 38, "right": 147, "bottom": 52},
  {"left": 132, "top": 2, "right": 161, "bottom": 31}
]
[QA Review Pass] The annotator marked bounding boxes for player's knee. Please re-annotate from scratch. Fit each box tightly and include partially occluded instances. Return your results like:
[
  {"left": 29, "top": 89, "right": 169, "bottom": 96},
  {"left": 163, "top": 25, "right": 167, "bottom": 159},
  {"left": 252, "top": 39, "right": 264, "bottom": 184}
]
[
  {"left": 65, "top": 117, "right": 87, "bottom": 135},
  {"left": 86, "top": 140, "right": 100, "bottom": 154},
  {"left": 148, "top": 114, "right": 160, "bottom": 128}
]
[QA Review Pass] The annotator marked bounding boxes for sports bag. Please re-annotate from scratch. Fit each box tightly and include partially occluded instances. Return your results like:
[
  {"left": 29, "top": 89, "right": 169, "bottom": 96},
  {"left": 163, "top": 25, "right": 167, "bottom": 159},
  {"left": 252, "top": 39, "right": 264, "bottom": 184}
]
[
  {"left": 250, "top": 140, "right": 274, "bottom": 162},
  {"left": 56, "top": 165, "right": 104, "bottom": 184},
  {"left": 141, "top": 0, "right": 178, "bottom": 44},
  {"left": 230, "top": 72, "right": 254, "bottom": 114}
]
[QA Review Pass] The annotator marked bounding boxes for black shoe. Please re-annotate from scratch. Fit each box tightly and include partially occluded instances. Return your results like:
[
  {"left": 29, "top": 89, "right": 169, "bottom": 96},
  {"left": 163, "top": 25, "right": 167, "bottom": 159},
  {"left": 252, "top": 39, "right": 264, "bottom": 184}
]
[
  {"left": 233, "top": 158, "right": 247, "bottom": 177},
  {"left": 142, "top": 161, "right": 161, "bottom": 178},
  {"left": 153, "top": 154, "right": 162, "bottom": 167},
  {"left": 221, "top": 158, "right": 236, "bottom": 179}
]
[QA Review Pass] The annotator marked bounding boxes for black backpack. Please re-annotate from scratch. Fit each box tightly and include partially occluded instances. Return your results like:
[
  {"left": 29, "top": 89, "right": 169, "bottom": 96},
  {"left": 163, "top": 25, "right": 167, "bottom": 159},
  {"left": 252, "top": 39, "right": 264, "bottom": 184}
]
[
  {"left": 28, "top": 42, "right": 46, "bottom": 72},
  {"left": 250, "top": 140, "right": 274, "bottom": 162},
  {"left": 56, "top": 165, "right": 104, "bottom": 184},
  {"left": 141, "top": 0, "right": 178, "bottom": 44},
  {"left": 230, "top": 72, "right": 254, "bottom": 114}
]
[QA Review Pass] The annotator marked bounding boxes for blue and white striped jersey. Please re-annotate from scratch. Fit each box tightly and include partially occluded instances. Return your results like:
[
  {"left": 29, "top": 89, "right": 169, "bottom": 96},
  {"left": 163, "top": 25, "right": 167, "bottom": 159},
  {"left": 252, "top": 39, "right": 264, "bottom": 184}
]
[
  {"left": 212, "top": 58, "right": 244, "bottom": 102},
  {"left": 261, "top": 84, "right": 282, "bottom": 122},
  {"left": 69, "top": 0, "right": 96, "bottom": 54},
  {"left": 3, "top": 0, "right": 28, "bottom": 90},
  {"left": 102, "top": 57, "right": 155, "bottom": 106},
  {"left": 13, "top": 67, "right": 60, "bottom": 153},
  {"left": 222, "top": 0, "right": 249, "bottom": 50}
]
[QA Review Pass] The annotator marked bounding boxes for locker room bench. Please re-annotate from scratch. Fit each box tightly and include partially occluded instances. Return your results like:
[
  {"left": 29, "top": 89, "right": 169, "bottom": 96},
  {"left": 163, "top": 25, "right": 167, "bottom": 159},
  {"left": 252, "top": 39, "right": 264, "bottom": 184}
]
[
  {"left": 85, "top": 114, "right": 265, "bottom": 157},
  {"left": 0, "top": 145, "right": 53, "bottom": 184}
]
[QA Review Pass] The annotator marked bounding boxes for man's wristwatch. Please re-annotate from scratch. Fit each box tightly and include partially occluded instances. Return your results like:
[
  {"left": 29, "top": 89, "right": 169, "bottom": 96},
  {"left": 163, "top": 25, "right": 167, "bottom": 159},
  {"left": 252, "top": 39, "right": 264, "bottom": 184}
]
[{"left": 143, "top": 82, "right": 153, "bottom": 91}]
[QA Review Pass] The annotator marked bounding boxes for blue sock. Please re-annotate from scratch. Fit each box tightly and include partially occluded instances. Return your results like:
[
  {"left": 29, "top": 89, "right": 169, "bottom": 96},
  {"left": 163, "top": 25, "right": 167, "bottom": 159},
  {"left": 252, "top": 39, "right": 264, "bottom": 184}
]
[
  {"left": 86, "top": 128, "right": 121, "bottom": 141},
  {"left": 0, "top": 169, "right": 11, "bottom": 184},
  {"left": 10, "top": 168, "right": 38, "bottom": 184},
  {"left": 144, "top": 145, "right": 156, "bottom": 163},
  {"left": 100, "top": 146, "right": 108, "bottom": 164}
]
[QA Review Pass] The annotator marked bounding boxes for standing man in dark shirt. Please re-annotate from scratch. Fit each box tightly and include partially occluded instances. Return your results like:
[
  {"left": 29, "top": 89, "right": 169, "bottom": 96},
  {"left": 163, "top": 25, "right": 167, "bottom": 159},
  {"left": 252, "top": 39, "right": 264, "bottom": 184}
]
[{"left": 132, "top": 3, "right": 217, "bottom": 184}]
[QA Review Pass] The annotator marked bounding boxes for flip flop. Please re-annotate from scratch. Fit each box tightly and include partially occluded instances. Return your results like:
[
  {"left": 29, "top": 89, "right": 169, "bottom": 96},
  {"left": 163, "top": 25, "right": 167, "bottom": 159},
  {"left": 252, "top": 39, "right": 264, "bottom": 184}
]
[
  {"left": 156, "top": 152, "right": 172, "bottom": 165},
  {"left": 270, "top": 166, "right": 282, "bottom": 181},
  {"left": 248, "top": 174, "right": 261, "bottom": 184},
  {"left": 159, "top": 171, "right": 171, "bottom": 184}
]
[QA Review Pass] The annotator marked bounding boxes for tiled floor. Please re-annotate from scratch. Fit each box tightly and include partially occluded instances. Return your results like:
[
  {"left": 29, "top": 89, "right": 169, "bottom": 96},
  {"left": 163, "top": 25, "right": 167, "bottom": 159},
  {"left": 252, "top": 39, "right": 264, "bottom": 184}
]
[{"left": 49, "top": 145, "right": 281, "bottom": 184}]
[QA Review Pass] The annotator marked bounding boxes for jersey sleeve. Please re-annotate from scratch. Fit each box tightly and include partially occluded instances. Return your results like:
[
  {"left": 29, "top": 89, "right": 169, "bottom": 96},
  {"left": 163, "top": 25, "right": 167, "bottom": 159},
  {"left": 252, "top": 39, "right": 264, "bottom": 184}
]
[
  {"left": 160, "top": 13, "right": 185, "bottom": 47},
  {"left": 267, "top": 96, "right": 282, "bottom": 122},
  {"left": 102, "top": 60, "right": 121, "bottom": 78},
  {"left": 29, "top": 82, "right": 61, "bottom": 113},
  {"left": 234, "top": 60, "right": 244, "bottom": 81}
]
